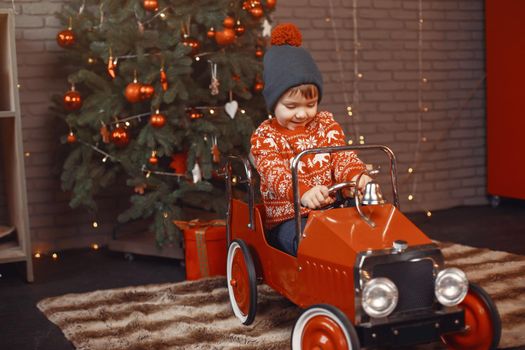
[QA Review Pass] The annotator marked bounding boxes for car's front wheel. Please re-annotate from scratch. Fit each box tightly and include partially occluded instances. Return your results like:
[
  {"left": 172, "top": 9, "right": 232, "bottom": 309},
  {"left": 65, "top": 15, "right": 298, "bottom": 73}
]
[
  {"left": 226, "top": 239, "right": 257, "bottom": 325},
  {"left": 442, "top": 283, "right": 501, "bottom": 350},
  {"left": 291, "top": 304, "right": 360, "bottom": 350}
]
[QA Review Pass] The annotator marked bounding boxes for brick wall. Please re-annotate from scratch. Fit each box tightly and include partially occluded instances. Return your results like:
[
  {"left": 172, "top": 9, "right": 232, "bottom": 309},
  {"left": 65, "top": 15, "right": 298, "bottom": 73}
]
[{"left": 0, "top": 0, "right": 487, "bottom": 253}]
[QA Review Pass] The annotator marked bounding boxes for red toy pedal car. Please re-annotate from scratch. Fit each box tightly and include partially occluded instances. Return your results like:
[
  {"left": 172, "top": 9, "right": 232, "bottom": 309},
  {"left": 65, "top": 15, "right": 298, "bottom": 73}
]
[{"left": 225, "top": 145, "right": 501, "bottom": 350}]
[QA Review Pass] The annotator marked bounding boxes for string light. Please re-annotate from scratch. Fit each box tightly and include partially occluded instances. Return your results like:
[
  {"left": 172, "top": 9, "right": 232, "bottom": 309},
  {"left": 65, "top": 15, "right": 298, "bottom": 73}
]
[
  {"left": 52, "top": 253, "right": 58, "bottom": 259},
  {"left": 141, "top": 165, "right": 186, "bottom": 179},
  {"left": 163, "top": 212, "right": 169, "bottom": 218},
  {"left": 34, "top": 252, "right": 41, "bottom": 258},
  {"left": 92, "top": 221, "right": 98, "bottom": 228},
  {"left": 195, "top": 56, "right": 200, "bottom": 61},
  {"left": 348, "top": 139, "right": 354, "bottom": 145},
  {"left": 359, "top": 135, "right": 365, "bottom": 145},
  {"left": 408, "top": 167, "right": 414, "bottom": 173},
  {"left": 327, "top": 0, "right": 361, "bottom": 141},
  {"left": 231, "top": 176, "right": 238, "bottom": 184},
  {"left": 91, "top": 243, "right": 99, "bottom": 250},
  {"left": 209, "top": 108, "right": 215, "bottom": 115},
  {"left": 240, "top": 109, "right": 246, "bottom": 114},
  {"left": 426, "top": 211, "right": 432, "bottom": 217},
  {"left": 24, "top": 152, "right": 30, "bottom": 157},
  {"left": 408, "top": 194, "right": 414, "bottom": 201}
]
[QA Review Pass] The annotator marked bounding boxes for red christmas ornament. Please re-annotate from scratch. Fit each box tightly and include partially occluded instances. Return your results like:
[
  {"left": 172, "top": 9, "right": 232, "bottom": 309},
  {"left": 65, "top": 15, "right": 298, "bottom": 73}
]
[
  {"left": 234, "top": 21, "right": 246, "bottom": 36},
  {"left": 150, "top": 111, "right": 166, "bottom": 128},
  {"left": 188, "top": 108, "right": 203, "bottom": 120},
  {"left": 182, "top": 36, "right": 201, "bottom": 55},
  {"left": 66, "top": 131, "right": 77, "bottom": 143},
  {"left": 148, "top": 151, "right": 159, "bottom": 165},
  {"left": 255, "top": 47, "right": 264, "bottom": 58},
  {"left": 170, "top": 152, "right": 188, "bottom": 174},
  {"left": 207, "top": 27, "right": 216, "bottom": 39},
  {"left": 125, "top": 81, "right": 142, "bottom": 103},
  {"left": 110, "top": 126, "right": 130, "bottom": 148},
  {"left": 253, "top": 80, "right": 264, "bottom": 93},
  {"left": 249, "top": 6, "right": 264, "bottom": 19},
  {"left": 243, "top": 0, "right": 261, "bottom": 10},
  {"left": 63, "top": 86, "right": 82, "bottom": 111},
  {"left": 215, "top": 28, "right": 236, "bottom": 46},
  {"left": 223, "top": 16, "right": 235, "bottom": 29},
  {"left": 56, "top": 29, "right": 75, "bottom": 48},
  {"left": 142, "top": 0, "right": 158, "bottom": 11},
  {"left": 139, "top": 84, "right": 155, "bottom": 100},
  {"left": 265, "top": 0, "right": 277, "bottom": 9}
]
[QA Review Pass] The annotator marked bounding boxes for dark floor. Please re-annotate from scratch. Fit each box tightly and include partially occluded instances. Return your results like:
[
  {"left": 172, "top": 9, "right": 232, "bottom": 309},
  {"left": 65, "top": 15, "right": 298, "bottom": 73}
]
[{"left": 1, "top": 199, "right": 524, "bottom": 350}]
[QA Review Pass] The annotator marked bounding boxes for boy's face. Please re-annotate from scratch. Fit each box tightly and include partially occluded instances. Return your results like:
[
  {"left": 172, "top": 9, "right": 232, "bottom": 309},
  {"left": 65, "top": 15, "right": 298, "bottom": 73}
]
[{"left": 274, "top": 92, "right": 318, "bottom": 131}]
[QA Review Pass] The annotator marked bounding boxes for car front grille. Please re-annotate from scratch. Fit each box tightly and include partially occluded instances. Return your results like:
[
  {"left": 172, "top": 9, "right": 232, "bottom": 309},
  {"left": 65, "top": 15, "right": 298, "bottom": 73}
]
[{"left": 373, "top": 259, "right": 435, "bottom": 313}]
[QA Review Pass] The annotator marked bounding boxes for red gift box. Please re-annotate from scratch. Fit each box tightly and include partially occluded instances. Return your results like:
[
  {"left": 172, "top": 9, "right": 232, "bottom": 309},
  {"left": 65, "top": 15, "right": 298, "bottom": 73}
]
[{"left": 175, "top": 219, "right": 227, "bottom": 280}]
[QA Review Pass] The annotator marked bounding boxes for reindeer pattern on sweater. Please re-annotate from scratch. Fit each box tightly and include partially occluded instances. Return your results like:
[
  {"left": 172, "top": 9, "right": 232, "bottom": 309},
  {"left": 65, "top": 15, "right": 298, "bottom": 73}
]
[{"left": 250, "top": 111, "right": 366, "bottom": 229}]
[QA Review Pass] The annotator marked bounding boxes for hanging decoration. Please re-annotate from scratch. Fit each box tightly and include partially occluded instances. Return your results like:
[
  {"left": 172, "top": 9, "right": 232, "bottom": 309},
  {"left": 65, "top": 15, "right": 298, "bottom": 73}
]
[
  {"left": 100, "top": 122, "right": 110, "bottom": 143},
  {"left": 211, "top": 136, "right": 220, "bottom": 163},
  {"left": 110, "top": 126, "right": 130, "bottom": 148},
  {"left": 188, "top": 108, "right": 204, "bottom": 119},
  {"left": 215, "top": 16, "right": 236, "bottom": 46},
  {"left": 56, "top": 17, "right": 75, "bottom": 48},
  {"left": 67, "top": 131, "right": 77, "bottom": 143},
  {"left": 107, "top": 49, "right": 117, "bottom": 79},
  {"left": 181, "top": 16, "right": 200, "bottom": 55},
  {"left": 208, "top": 61, "right": 220, "bottom": 96},
  {"left": 225, "top": 93, "right": 238, "bottom": 119},
  {"left": 234, "top": 20, "right": 246, "bottom": 36},
  {"left": 160, "top": 66, "right": 168, "bottom": 91},
  {"left": 253, "top": 78, "right": 264, "bottom": 93},
  {"left": 170, "top": 152, "right": 188, "bottom": 174},
  {"left": 149, "top": 110, "right": 167, "bottom": 128},
  {"left": 265, "top": 0, "right": 277, "bottom": 9},
  {"left": 125, "top": 72, "right": 155, "bottom": 103},
  {"left": 148, "top": 150, "right": 159, "bottom": 165},
  {"left": 63, "top": 84, "right": 82, "bottom": 111},
  {"left": 142, "top": 0, "right": 158, "bottom": 11},
  {"left": 125, "top": 78, "right": 142, "bottom": 103},
  {"left": 255, "top": 46, "right": 264, "bottom": 58},
  {"left": 191, "top": 162, "right": 202, "bottom": 183}
]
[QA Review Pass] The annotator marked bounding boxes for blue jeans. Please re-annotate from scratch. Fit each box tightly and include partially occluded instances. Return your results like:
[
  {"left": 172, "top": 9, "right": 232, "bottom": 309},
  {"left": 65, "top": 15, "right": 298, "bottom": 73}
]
[{"left": 267, "top": 217, "right": 307, "bottom": 256}]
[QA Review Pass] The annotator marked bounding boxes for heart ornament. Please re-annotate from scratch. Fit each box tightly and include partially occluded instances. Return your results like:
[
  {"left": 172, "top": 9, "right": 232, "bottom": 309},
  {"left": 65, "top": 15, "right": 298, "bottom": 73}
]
[{"left": 225, "top": 100, "right": 238, "bottom": 119}]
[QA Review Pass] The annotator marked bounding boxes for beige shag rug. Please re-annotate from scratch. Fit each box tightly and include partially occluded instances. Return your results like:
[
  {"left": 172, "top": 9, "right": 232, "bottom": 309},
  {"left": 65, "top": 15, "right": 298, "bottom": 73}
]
[{"left": 37, "top": 242, "right": 525, "bottom": 350}]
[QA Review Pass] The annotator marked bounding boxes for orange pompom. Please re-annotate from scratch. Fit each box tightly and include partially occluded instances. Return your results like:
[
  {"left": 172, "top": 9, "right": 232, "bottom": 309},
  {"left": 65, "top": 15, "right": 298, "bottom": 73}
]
[{"left": 270, "top": 23, "right": 302, "bottom": 47}]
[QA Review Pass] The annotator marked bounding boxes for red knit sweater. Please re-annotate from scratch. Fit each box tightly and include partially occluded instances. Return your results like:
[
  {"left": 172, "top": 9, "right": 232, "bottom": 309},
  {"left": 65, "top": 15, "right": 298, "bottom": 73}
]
[{"left": 250, "top": 111, "right": 366, "bottom": 229}]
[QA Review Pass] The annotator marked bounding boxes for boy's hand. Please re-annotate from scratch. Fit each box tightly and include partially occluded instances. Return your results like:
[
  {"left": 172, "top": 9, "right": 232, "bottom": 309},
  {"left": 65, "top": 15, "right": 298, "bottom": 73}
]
[
  {"left": 343, "top": 174, "right": 373, "bottom": 197},
  {"left": 301, "top": 185, "right": 334, "bottom": 209}
]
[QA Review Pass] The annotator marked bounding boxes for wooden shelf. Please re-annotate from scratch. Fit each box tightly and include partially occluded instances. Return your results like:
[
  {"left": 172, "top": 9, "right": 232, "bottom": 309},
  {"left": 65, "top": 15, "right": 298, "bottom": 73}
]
[
  {"left": 0, "top": 9, "right": 33, "bottom": 282},
  {"left": 0, "top": 242, "right": 26, "bottom": 262},
  {"left": 0, "top": 111, "right": 15, "bottom": 118}
]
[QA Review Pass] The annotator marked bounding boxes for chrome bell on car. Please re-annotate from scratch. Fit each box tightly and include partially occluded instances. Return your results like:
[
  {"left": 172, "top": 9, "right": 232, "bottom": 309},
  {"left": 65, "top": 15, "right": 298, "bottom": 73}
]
[{"left": 361, "top": 181, "right": 386, "bottom": 205}]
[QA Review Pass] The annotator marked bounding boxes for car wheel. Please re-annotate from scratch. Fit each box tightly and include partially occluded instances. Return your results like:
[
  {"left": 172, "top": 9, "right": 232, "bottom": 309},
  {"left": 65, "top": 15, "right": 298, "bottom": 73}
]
[
  {"left": 291, "top": 304, "right": 360, "bottom": 350},
  {"left": 442, "top": 283, "right": 501, "bottom": 350},
  {"left": 227, "top": 239, "right": 257, "bottom": 325}
]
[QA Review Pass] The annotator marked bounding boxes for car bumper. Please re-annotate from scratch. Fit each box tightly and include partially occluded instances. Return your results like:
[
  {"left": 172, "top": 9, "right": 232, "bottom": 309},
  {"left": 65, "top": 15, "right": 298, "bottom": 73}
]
[{"left": 356, "top": 308, "right": 465, "bottom": 347}]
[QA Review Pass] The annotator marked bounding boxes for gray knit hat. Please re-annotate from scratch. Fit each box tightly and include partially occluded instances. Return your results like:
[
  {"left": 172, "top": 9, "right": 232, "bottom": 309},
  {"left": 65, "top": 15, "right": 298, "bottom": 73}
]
[{"left": 262, "top": 23, "right": 323, "bottom": 113}]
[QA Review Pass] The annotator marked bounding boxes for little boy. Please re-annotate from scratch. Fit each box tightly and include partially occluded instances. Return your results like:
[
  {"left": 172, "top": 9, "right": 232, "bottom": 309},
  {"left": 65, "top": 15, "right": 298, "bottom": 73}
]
[{"left": 250, "top": 23, "right": 371, "bottom": 256}]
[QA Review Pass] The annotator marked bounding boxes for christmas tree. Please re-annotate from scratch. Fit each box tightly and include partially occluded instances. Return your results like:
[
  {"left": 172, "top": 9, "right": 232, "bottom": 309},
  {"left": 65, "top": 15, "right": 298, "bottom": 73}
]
[{"left": 53, "top": 0, "right": 276, "bottom": 246}]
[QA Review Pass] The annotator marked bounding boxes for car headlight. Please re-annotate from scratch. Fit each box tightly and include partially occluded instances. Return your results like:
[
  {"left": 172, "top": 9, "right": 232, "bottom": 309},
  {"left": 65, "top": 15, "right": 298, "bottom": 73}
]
[
  {"left": 435, "top": 268, "right": 468, "bottom": 306},
  {"left": 361, "top": 277, "right": 398, "bottom": 318}
]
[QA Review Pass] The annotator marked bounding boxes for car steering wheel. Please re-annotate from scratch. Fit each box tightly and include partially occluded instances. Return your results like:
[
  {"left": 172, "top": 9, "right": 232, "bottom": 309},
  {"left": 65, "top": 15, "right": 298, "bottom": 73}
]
[{"left": 319, "top": 181, "right": 356, "bottom": 210}]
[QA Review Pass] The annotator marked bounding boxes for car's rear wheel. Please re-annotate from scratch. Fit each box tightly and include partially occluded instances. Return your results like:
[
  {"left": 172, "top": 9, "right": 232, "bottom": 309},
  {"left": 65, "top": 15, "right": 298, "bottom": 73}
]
[
  {"left": 442, "top": 283, "right": 501, "bottom": 350},
  {"left": 291, "top": 304, "right": 360, "bottom": 350},
  {"left": 227, "top": 239, "right": 257, "bottom": 325}
]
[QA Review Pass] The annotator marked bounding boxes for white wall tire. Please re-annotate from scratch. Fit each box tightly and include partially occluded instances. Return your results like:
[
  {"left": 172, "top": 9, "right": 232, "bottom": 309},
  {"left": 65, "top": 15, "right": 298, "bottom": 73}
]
[
  {"left": 291, "top": 304, "right": 360, "bottom": 350},
  {"left": 227, "top": 239, "right": 257, "bottom": 325}
]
